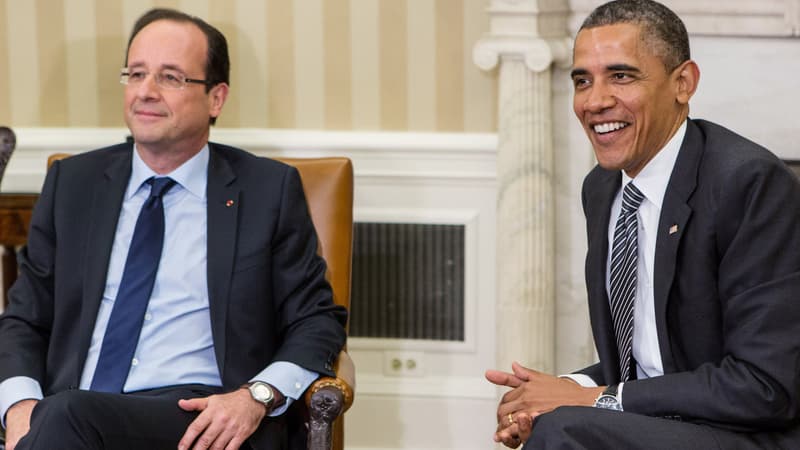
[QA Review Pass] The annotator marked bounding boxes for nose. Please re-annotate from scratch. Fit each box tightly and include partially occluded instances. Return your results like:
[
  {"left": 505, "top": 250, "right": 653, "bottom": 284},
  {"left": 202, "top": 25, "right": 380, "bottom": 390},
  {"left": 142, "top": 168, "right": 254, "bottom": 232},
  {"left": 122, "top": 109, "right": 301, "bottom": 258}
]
[
  {"left": 133, "top": 73, "right": 161, "bottom": 100},
  {"left": 581, "top": 81, "right": 615, "bottom": 113}
]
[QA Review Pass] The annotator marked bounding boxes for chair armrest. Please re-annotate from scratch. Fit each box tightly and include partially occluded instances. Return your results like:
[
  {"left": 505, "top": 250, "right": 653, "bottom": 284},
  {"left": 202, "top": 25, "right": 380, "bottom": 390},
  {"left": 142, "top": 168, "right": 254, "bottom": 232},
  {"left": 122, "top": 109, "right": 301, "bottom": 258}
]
[{"left": 305, "top": 350, "right": 355, "bottom": 450}]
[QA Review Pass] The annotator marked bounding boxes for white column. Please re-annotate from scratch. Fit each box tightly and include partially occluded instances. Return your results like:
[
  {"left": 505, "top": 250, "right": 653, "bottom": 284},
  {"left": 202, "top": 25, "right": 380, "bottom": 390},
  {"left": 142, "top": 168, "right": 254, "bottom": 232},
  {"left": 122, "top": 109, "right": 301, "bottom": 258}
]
[{"left": 474, "top": 0, "right": 571, "bottom": 375}]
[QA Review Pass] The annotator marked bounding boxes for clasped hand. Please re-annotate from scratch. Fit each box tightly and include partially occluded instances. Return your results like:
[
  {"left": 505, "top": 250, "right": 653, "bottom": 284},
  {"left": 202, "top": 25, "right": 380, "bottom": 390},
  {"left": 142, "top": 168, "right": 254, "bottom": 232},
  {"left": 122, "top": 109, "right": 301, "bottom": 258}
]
[{"left": 485, "top": 361, "right": 601, "bottom": 448}]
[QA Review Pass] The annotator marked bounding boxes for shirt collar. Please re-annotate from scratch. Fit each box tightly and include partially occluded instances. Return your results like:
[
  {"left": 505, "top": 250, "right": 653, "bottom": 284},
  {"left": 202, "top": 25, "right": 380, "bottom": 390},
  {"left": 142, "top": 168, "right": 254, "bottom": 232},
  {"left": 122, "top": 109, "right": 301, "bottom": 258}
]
[
  {"left": 622, "top": 120, "right": 687, "bottom": 210},
  {"left": 127, "top": 144, "right": 209, "bottom": 200}
]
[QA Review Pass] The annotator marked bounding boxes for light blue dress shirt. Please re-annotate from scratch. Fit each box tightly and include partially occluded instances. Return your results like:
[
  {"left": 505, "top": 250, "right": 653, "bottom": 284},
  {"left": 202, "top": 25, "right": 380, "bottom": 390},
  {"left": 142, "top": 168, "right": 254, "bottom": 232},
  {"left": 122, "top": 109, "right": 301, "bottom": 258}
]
[{"left": 0, "top": 145, "right": 317, "bottom": 426}]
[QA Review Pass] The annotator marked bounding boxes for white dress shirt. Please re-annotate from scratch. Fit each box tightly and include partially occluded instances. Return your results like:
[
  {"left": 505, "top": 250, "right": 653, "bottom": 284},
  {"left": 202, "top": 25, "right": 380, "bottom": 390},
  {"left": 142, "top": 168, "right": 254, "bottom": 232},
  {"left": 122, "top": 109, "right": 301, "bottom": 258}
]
[{"left": 568, "top": 121, "right": 687, "bottom": 403}]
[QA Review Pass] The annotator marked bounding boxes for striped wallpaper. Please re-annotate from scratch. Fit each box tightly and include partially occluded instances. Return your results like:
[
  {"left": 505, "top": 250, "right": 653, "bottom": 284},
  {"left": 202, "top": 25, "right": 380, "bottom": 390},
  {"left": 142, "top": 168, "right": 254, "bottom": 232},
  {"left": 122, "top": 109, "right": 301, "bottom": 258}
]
[{"left": 0, "top": 0, "right": 497, "bottom": 132}]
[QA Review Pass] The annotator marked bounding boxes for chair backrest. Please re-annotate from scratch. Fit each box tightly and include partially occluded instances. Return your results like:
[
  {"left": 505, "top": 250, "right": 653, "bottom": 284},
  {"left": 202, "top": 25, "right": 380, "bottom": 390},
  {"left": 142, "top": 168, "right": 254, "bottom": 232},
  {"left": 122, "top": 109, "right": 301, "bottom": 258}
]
[
  {"left": 274, "top": 157, "right": 354, "bottom": 317},
  {"left": 47, "top": 153, "right": 354, "bottom": 317}
]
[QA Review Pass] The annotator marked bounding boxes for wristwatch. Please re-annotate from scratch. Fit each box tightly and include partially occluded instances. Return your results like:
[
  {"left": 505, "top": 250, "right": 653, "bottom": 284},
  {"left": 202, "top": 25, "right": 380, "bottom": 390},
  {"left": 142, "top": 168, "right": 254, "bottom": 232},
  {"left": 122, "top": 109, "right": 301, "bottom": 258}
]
[
  {"left": 594, "top": 384, "right": 623, "bottom": 411},
  {"left": 246, "top": 381, "right": 276, "bottom": 411}
]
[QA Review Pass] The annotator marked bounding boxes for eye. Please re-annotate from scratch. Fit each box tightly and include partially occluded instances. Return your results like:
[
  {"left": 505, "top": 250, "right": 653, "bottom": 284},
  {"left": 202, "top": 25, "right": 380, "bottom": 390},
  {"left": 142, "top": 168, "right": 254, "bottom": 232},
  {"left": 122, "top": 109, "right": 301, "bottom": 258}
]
[
  {"left": 161, "top": 71, "right": 181, "bottom": 83},
  {"left": 572, "top": 77, "right": 591, "bottom": 89},
  {"left": 128, "top": 70, "right": 147, "bottom": 81},
  {"left": 612, "top": 72, "right": 633, "bottom": 82}
]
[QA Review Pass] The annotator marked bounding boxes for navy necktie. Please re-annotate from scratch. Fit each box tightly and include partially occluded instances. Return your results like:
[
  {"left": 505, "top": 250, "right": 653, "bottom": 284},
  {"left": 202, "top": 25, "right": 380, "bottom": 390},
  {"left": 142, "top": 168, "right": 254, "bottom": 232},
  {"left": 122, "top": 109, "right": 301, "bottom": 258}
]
[
  {"left": 90, "top": 177, "right": 176, "bottom": 393},
  {"left": 609, "top": 182, "right": 645, "bottom": 382}
]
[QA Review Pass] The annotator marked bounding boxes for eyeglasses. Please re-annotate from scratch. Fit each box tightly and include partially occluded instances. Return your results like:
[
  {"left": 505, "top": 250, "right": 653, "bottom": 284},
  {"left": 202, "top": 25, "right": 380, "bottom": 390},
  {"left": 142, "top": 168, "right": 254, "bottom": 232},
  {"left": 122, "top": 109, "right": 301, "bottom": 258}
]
[{"left": 120, "top": 68, "right": 211, "bottom": 90}]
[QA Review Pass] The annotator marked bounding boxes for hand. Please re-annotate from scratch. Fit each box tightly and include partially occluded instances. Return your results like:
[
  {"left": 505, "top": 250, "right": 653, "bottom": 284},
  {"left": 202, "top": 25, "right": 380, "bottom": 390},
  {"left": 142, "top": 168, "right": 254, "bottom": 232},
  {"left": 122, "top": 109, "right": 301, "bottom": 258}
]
[
  {"left": 177, "top": 388, "right": 266, "bottom": 450},
  {"left": 4, "top": 399, "right": 38, "bottom": 450},
  {"left": 486, "top": 362, "right": 602, "bottom": 446}
]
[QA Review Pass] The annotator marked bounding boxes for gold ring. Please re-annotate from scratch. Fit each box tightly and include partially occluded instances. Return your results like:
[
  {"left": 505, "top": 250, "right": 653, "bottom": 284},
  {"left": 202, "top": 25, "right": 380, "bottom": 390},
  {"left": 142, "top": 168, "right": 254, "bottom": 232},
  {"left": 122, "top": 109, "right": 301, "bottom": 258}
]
[{"left": 507, "top": 413, "right": 515, "bottom": 425}]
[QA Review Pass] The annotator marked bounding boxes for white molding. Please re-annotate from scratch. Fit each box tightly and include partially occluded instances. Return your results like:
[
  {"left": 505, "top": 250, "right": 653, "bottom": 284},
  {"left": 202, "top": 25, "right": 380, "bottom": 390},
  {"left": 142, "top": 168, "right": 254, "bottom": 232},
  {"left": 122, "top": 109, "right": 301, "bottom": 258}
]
[{"left": 569, "top": 0, "right": 800, "bottom": 37}]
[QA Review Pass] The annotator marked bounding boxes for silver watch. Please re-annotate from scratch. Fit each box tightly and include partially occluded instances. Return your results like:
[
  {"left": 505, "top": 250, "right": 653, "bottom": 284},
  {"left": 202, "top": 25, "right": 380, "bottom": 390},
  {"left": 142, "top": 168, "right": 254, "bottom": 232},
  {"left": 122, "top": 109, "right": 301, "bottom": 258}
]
[
  {"left": 594, "top": 384, "right": 622, "bottom": 411},
  {"left": 247, "top": 381, "right": 275, "bottom": 410}
]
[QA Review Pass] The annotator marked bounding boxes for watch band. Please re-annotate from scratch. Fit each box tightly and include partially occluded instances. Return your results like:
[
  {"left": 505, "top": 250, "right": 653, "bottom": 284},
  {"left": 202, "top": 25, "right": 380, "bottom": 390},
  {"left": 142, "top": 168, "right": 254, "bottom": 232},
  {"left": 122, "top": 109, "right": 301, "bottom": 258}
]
[{"left": 602, "top": 383, "right": 619, "bottom": 397}]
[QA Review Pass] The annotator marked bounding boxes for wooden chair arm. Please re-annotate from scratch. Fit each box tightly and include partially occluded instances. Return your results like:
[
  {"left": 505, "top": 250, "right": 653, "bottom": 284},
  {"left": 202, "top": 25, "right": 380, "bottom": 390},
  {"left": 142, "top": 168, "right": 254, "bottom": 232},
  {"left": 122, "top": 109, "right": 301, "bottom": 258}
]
[
  {"left": 305, "top": 350, "right": 355, "bottom": 412},
  {"left": 304, "top": 350, "right": 355, "bottom": 450}
]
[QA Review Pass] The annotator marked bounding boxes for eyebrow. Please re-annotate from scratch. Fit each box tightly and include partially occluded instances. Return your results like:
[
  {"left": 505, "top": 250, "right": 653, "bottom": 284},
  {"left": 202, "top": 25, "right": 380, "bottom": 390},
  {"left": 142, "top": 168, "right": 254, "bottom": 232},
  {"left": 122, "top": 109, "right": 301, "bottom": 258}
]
[
  {"left": 607, "top": 64, "right": 641, "bottom": 73},
  {"left": 570, "top": 64, "right": 641, "bottom": 79},
  {"left": 570, "top": 68, "right": 588, "bottom": 79}
]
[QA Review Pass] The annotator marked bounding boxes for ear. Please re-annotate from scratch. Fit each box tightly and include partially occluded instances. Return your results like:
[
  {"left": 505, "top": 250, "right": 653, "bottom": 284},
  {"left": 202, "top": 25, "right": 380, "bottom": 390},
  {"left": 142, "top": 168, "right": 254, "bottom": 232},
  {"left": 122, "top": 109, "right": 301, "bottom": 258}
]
[
  {"left": 673, "top": 60, "right": 700, "bottom": 105},
  {"left": 207, "top": 82, "right": 230, "bottom": 120}
]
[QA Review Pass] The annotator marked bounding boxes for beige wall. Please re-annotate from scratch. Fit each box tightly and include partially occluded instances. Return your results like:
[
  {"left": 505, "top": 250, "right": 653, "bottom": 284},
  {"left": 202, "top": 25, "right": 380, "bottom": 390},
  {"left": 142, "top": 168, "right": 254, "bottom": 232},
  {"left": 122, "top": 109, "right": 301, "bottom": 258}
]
[{"left": 0, "top": 0, "right": 497, "bottom": 132}]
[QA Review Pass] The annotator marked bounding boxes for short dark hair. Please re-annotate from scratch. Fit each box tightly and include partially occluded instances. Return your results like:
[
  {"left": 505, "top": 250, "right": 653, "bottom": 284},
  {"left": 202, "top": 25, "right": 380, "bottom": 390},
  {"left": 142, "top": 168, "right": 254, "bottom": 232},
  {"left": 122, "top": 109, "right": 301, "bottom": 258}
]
[
  {"left": 124, "top": 8, "right": 230, "bottom": 124},
  {"left": 579, "top": 0, "right": 690, "bottom": 72}
]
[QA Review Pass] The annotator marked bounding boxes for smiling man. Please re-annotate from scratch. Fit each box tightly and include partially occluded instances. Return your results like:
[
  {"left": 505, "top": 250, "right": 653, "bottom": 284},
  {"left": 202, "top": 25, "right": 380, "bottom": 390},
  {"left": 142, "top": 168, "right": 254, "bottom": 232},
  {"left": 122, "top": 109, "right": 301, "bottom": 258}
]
[
  {"left": 0, "top": 8, "right": 346, "bottom": 450},
  {"left": 486, "top": 0, "right": 800, "bottom": 449}
]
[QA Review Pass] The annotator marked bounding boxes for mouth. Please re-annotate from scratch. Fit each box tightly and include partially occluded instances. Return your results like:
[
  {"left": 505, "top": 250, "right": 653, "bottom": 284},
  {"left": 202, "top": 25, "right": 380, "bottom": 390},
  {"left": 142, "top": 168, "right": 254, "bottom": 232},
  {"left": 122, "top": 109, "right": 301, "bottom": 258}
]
[
  {"left": 592, "top": 121, "right": 629, "bottom": 135},
  {"left": 134, "top": 110, "right": 167, "bottom": 118}
]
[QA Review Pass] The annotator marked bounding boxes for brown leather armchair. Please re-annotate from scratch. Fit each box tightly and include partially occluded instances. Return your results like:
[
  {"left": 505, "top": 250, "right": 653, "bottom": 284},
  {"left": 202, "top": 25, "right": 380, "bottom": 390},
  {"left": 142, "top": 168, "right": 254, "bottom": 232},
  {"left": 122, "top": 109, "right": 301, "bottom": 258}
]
[
  {"left": 46, "top": 153, "right": 356, "bottom": 450},
  {"left": 275, "top": 157, "right": 355, "bottom": 450}
]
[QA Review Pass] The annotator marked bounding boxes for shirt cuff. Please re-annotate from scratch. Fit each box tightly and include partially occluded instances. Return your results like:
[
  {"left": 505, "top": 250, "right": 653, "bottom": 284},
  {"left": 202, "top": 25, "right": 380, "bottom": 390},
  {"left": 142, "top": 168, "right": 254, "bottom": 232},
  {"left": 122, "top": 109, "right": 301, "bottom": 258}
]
[
  {"left": 559, "top": 373, "right": 598, "bottom": 388},
  {"left": 251, "top": 361, "right": 318, "bottom": 417},
  {"left": 0, "top": 376, "right": 43, "bottom": 429}
]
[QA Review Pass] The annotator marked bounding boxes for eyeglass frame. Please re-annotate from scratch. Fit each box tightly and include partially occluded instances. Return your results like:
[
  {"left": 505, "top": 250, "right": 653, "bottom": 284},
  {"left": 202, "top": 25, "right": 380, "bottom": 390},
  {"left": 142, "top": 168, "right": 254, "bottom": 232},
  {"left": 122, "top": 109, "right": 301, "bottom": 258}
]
[{"left": 119, "top": 67, "right": 213, "bottom": 90}]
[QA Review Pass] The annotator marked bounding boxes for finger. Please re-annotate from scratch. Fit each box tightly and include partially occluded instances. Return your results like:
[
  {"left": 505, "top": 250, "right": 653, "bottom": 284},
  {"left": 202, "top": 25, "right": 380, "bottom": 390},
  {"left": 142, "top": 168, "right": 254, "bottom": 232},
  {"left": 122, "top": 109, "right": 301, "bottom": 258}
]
[
  {"left": 498, "top": 383, "right": 527, "bottom": 407},
  {"left": 179, "top": 397, "right": 209, "bottom": 412},
  {"left": 224, "top": 434, "right": 247, "bottom": 450},
  {"left": 503, "top": 436, "right": 522, "bottom": 449},
  {"left": 496, "top": 409, "right": 520, "bottom": 430},
  {"left": 511, "top": 361, "right": 537, "bottom": 381},
  {"left": 516, "top": 413, "right": 534, "bottom": 443},
  {"left": 497, "top": 404, "right": 518, "bottom": 428},
  {"left": 193, "top": 414, "right": 231, "bottom": 450},
  {"left": 496, "top": 425, "right": 522, "bottom": 448},
  {"left": 191, "top": 427, "right": 220, "bottom": 450},
  {"left": 486, "top": 369, "right": 525, "bottom": 388},
  {"left": 210, "top": 426, "right": 236, "bottom": 450},
  {"left": 178, "top": 411, "right": 212, "bottom": 450},
  {"left": 493, "top": 432, "right": 521, "bottom": 449},
  {"left": 495, "top": 422, "right": 519, "bottom": 443},
  {"left": 210, "top": 414, "right": 251, "bottom": 450}
]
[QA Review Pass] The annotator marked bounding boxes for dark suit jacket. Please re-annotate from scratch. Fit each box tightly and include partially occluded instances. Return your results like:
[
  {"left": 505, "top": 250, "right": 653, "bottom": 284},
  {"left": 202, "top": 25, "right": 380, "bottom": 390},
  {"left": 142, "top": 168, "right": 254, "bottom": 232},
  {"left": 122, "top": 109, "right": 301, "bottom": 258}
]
[
  {"left": 579, "top": 119, "right": 800, "bottom": 436},
  {"left": 0, "top": 142, "right": 348, "bottom": 446}
]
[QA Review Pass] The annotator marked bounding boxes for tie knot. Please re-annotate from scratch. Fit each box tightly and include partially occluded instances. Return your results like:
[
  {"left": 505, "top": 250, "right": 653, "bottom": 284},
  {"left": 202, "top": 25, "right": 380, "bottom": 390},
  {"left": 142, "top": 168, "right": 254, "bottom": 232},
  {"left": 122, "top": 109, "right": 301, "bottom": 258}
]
[
  {"left": 621, "top": 182, "right": 644, "bottom": 214},
  {"left": 147, "top": 177, "right": 176, "bottom": 199}
]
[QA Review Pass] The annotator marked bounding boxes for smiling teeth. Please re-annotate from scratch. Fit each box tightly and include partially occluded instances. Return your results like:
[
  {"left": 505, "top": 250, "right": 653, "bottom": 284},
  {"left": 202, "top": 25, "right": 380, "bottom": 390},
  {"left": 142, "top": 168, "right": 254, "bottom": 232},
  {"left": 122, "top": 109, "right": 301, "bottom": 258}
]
[{"left": 594, "top": 122, "right": 628, "bottom": 134}]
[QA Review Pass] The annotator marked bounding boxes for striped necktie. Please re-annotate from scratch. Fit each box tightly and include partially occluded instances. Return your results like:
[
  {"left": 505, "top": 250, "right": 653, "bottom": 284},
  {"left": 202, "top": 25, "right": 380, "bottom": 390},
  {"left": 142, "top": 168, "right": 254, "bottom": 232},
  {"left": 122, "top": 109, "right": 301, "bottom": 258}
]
[{"left": 609, "top": 181, "right": 645, "bottom": 382}]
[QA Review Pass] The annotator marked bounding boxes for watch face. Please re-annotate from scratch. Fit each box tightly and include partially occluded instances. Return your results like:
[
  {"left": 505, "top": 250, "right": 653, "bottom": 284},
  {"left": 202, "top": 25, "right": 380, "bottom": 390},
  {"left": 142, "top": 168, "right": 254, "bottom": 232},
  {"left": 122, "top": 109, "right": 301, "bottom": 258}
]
[
  {"left": 595, "top": 395, "right": 622, "bottom": 411},
  {"left": 250, "top": 382, "right": 274, "bottom": 404}
]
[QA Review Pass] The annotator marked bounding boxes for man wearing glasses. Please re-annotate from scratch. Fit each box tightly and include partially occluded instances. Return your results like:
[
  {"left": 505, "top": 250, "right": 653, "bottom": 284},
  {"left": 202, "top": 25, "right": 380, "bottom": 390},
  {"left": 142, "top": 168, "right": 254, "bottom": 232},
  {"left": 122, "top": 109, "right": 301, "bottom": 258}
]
[{"left": 0, "top": 8, "right": 346, "bottom": 450}]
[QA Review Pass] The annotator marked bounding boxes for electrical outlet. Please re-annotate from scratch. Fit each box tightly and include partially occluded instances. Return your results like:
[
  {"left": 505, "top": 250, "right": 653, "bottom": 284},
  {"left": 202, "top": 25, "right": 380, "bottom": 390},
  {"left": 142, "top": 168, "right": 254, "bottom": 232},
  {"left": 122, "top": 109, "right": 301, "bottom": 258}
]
[{"left": 383, "top": 351, "right": 425, "bottom": 377}]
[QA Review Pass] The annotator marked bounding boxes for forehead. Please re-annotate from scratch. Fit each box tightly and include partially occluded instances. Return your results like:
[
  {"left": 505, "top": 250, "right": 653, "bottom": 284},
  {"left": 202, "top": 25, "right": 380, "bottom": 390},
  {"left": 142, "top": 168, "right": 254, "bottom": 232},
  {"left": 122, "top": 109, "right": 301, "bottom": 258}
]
[
  {"left": 127, "top": 19, "right": 208, "bottom": 71},
  {"left": 572, "top": 23, "right": 646, "bottom": 69}
]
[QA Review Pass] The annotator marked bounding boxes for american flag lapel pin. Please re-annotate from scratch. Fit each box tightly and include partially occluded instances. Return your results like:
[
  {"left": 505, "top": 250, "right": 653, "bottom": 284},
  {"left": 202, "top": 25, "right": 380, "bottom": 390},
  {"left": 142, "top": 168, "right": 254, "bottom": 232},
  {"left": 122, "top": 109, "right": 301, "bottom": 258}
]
[{"left": 669, "top": 224, "right": 678, "bottom": 235}]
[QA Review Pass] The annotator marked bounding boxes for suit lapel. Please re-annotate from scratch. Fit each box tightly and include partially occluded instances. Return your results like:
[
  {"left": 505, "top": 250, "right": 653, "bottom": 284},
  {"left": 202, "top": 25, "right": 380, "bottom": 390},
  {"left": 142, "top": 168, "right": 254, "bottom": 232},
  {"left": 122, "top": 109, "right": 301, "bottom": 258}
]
[
  {"left": 653, "top": 119, "right": 702, "bottom": 373},
  {"left": 77, "top": 147, "right": 132, "bottom": 375},
  {"left": 206, "top": 144, "right": 239, "bottom": 378},
  {"left": 585, "top": 168, "right": 622, "bottom": 380}
]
